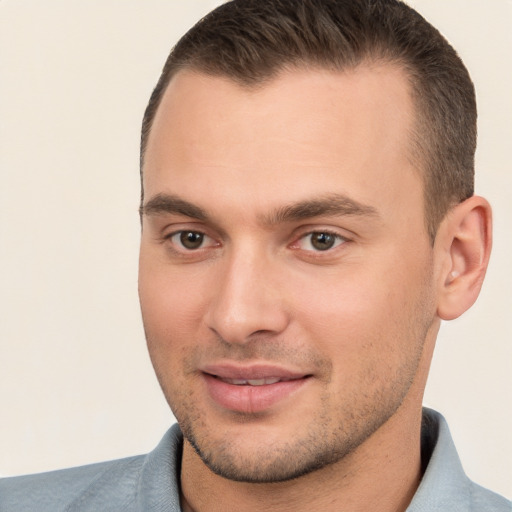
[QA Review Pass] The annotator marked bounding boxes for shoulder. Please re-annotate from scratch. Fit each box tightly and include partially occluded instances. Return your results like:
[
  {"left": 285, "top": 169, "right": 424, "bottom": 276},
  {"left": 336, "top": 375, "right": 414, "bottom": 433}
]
[
  {"left": 0, "top": 424, "right": 184, "bottom": 512},
  {"left": 0, "top": 456, "right": 145, "bottom": 511},
  {"left": 408, "top": 409, "right": 511, "bottom": 512},
  {"left": 468, "top": 481, "right": 512, "bottom": 512}
]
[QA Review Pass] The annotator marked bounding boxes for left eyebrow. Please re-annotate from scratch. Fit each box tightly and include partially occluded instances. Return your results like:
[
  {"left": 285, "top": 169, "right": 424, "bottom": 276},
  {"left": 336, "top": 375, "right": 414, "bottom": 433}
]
[
  {"left": 140, "top": 193, "right": 209, "bottom": 221},
  {"left": 262, "top": 193, "right": 380, "bottom": 225}
]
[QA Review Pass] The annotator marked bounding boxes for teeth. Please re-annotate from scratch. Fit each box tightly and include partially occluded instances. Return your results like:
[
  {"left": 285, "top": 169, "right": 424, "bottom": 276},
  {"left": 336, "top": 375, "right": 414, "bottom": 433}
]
[
  {"left": 221, "top": 377, "right": 282, "bottom": 386},
  {"left": 248, "top": 378, "right": 280, "bottom": 386}
]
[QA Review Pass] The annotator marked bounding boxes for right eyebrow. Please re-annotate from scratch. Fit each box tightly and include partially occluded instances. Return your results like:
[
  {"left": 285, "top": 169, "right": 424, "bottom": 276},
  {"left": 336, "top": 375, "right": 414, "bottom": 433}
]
[{"left": 140, "top": 193, "right": 209, "bottom": 221}]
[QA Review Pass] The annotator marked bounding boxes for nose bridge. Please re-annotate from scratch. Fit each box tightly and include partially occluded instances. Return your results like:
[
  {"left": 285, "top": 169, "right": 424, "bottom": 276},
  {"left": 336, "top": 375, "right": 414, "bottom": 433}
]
[{"left": 206, "top": 240, "right": 288, "bottom": 343}]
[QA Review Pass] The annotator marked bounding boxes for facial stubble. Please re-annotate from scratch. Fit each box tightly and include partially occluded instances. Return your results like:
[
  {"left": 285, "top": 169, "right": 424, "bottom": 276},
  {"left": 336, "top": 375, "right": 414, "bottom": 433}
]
[{"left": 147, "top": 301, "right": 434, "bottom": 485}]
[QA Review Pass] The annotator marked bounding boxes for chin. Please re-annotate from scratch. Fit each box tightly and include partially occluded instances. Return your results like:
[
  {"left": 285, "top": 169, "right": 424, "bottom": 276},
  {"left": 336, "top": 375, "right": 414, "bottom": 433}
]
[
  {"left": 179, "top": 407, "right": 387, "bottom": 484},
  {"left": 185, "top": 430, "right": 347, "bottom": 483}
]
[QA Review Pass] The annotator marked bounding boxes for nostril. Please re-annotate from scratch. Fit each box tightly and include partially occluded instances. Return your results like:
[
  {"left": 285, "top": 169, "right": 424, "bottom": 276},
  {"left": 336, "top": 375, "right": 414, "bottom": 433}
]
[{"left": 252, "top": 329, "right": 275, "bottom": 336}]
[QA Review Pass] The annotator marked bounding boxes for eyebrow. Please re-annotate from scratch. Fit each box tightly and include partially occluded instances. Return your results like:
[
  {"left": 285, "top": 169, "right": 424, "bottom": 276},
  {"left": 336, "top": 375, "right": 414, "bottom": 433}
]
[
  {"left": 262, "top": 193, "right": 379, "bottom": 225},
  {"left": 141, "top": 192, "right": 379, "bottom": 225},
  {"left": 141, "top": 194, "right": 209, "bottom": 221}
]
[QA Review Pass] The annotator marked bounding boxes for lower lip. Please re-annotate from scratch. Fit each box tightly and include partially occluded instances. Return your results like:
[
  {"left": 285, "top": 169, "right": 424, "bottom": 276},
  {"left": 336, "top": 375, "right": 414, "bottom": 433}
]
[{"left": 203, "top": 374, "right": 309, "bottom": 414}]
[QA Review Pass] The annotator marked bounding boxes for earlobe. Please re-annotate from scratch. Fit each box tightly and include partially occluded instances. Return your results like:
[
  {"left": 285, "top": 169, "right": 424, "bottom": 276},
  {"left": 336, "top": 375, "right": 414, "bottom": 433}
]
[{"left": 436, "top": 196, "right": 492, "bottom": 321}]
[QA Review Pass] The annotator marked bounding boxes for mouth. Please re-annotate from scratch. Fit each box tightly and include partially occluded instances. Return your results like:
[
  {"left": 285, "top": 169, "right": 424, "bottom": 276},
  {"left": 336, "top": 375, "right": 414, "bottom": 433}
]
[
  {"left": 211, "top": 376, "right": 301, "bottom": 386},
  {"left": 201, "top": 364, "right": 311, "bottom": 413}
]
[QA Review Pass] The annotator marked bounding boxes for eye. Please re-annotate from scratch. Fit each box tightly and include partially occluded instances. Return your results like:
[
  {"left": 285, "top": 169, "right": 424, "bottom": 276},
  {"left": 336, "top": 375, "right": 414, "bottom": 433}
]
[
  {"left": 169, "top": 230, "right": 214, "bottom": 250},
  {"left": 296, "top": 231, "right": 346, "bottom": 252}
]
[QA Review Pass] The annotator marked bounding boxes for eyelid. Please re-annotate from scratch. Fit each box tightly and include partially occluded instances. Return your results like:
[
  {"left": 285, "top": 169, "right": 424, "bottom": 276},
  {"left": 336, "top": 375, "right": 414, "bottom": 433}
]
[
  {"left": 159, "top": 221, "right": 213, "bottom": 240},
  {"left": 149, "top": 213, "right": 227, "bottom": 240}
]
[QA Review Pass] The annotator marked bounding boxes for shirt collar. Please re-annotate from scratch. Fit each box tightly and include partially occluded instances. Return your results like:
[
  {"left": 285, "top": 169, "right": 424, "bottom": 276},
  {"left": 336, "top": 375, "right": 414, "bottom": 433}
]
[{"left": 407, "top": 408, "right": 471, "bottom": 511}]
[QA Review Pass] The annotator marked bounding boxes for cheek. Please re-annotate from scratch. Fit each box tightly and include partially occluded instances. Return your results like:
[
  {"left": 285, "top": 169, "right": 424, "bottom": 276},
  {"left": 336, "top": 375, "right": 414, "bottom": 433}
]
[
  {"left": 138, "top": 260, "right": 208, "bottom": 354},
  {"left": 288, "top": 258, "right": 430, "bottom": 367},
  {"left": 291, "top": 266, "right": 392, "bottom": 333}
]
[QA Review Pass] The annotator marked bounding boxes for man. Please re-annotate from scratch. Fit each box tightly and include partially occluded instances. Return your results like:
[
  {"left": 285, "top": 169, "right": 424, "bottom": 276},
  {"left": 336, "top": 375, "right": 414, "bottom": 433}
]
[{"left": 1, "top": 0, "right": 510, "bottom": 510}]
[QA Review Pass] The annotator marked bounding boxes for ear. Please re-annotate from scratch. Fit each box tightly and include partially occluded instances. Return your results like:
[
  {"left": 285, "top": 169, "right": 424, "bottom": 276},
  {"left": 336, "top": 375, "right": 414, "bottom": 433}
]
[{"left": 435, "top": 196, "right": 492, "bottom": 321}]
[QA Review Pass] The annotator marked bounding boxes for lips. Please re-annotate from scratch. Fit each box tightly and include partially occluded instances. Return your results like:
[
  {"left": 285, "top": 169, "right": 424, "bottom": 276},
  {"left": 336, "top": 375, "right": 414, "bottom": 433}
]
[{"left": 201, "top": 364, "right": 310, "bottom": 414}]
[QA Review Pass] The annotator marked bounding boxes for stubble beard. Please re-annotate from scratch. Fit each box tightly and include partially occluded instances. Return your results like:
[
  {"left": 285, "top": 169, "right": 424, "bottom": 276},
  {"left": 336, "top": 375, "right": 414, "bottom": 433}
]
[
  {"left": 161, "top": 329, "right": 430, "bottom": 484},
  {"left": 180, "top": 397, "right": 400, "bottom": 483}
]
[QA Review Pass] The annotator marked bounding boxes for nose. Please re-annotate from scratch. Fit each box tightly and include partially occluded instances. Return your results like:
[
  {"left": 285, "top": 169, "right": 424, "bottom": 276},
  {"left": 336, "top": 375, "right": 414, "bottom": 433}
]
[{"left": 205, "top": 247, "right": 290, "bottom": 344}]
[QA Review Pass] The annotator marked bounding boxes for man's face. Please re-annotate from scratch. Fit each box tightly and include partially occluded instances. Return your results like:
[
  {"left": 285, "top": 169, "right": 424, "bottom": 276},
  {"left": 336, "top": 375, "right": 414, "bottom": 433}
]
[{"left": 139, "top": 65, "right": 439, "bottom": 482}]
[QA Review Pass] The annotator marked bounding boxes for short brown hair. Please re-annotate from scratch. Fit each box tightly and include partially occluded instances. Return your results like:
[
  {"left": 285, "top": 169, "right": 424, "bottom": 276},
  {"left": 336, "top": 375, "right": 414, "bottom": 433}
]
[{"left": 141, "top": 0, "right": 476, "bottom": 242}]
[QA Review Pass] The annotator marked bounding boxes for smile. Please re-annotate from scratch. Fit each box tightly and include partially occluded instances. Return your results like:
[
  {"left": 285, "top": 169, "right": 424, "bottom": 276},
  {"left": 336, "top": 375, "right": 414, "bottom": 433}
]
[{"left": 201, "top": 366, "right": 311, "bottom": 413}]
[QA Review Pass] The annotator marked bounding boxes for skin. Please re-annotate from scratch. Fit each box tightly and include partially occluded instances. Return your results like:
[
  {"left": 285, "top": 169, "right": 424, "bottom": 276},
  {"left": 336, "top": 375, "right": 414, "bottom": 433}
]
[{"left": 139, "top": 65, "right": 491, "bottom": 512}]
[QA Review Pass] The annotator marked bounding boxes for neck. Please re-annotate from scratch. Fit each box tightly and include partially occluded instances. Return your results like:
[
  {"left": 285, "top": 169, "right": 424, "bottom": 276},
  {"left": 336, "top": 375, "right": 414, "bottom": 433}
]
[{"left": 180, "top": 402, "right": 424, "bottom": 512}]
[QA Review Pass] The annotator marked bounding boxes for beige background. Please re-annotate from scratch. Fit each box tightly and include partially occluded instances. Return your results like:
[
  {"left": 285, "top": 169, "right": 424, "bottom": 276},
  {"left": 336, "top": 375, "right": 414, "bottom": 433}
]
[{"left": 0, "top": 0, "right": 511, "bottom": 499}]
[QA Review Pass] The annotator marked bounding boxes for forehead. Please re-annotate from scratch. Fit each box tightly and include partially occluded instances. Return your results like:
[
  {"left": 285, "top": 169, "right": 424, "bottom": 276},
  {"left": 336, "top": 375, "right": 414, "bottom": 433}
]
[{"left": 142, "top": 65, "right": 423, "bottom": 228}]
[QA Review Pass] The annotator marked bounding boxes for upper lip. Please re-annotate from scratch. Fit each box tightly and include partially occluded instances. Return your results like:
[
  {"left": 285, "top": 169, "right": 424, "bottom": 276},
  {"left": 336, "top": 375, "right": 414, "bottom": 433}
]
[{"left": 201, "top": 363, "right": 309, "bottom": 381}]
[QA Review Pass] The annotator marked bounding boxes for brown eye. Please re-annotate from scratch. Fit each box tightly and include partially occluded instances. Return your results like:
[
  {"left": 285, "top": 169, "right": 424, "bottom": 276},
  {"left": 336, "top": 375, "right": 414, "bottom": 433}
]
[
  {"left": 310, "top": 232, "right": 337, "bottom": 251},
  {"left": 179, "top": 231, "right": 204, "bottom": 249},
  {"left": 296, "top": 231, "right": 345, "bottom": 252}
]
